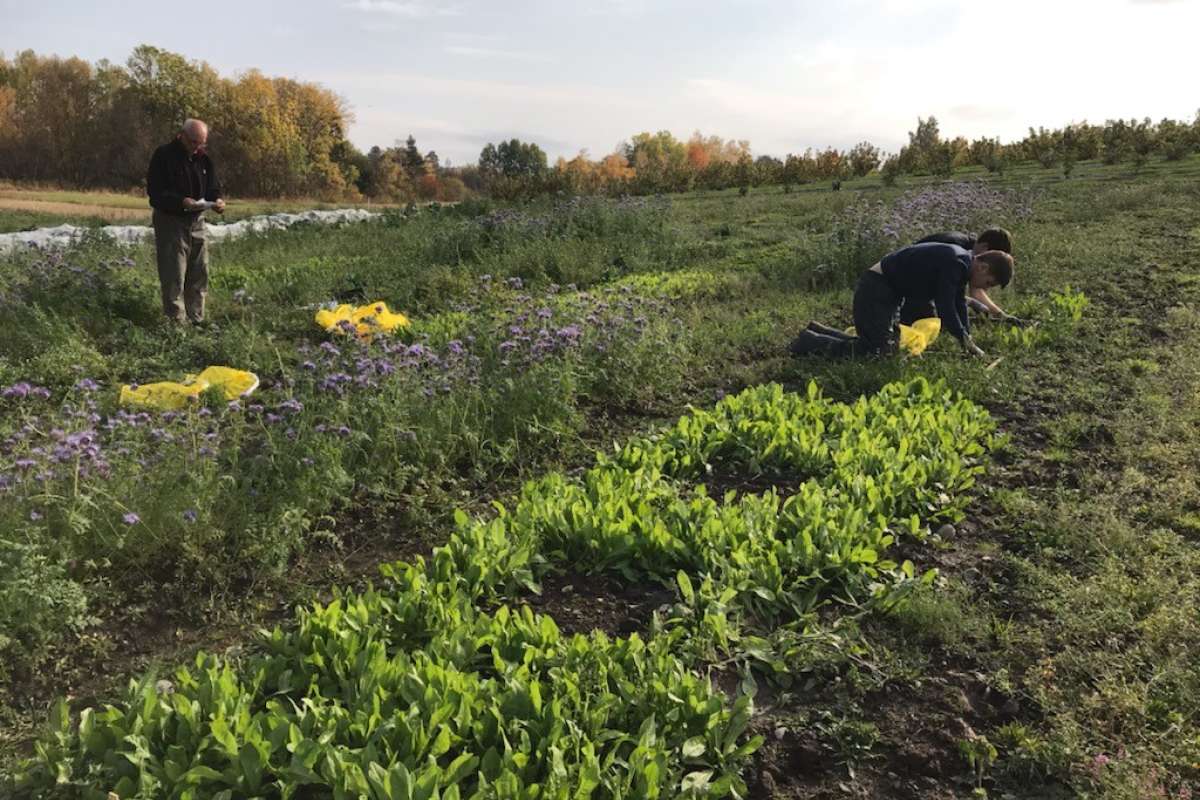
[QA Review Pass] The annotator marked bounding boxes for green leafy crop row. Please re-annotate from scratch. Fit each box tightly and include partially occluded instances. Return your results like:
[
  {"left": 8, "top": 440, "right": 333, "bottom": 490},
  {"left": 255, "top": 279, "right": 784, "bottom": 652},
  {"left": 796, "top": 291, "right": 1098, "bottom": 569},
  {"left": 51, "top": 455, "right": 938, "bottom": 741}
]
[
  {"left": 9, "top": 378, "right": 993, "bottom": 799},
  {"left": 442, "top": 379, "right": 993, "bottom": 623}
]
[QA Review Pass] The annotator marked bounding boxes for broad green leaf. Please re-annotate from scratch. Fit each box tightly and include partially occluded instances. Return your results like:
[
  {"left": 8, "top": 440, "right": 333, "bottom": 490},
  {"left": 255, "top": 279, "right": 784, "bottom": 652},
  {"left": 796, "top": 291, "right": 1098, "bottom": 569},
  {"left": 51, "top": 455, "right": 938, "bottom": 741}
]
[
  {"left": 676, "top": 571, "right": 695, "bottom": 604},
  {"left": 681, "top": 770, "right": 713, "bottom": 792}
]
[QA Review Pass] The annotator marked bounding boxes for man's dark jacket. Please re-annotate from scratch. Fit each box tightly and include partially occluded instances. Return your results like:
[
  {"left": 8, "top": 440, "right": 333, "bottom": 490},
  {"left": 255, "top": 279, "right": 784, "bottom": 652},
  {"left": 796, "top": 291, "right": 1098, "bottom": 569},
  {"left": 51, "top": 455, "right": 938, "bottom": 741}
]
[
  {"left": 917, "top": 231, "right": 974, "bottom": 250},
  {"left": 880, "top": 242, "right": 973, "bottom": 341},
  {"left": 147, "top": 139, "right": 222, "bottom": 216}
]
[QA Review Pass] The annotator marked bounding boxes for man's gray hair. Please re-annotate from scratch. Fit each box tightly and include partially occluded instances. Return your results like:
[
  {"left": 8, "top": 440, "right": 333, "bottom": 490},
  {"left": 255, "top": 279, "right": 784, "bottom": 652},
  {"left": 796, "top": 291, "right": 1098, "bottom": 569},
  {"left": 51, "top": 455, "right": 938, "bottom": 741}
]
[{"left": 181, "top": 118, "right": 208, "bottom": 137}]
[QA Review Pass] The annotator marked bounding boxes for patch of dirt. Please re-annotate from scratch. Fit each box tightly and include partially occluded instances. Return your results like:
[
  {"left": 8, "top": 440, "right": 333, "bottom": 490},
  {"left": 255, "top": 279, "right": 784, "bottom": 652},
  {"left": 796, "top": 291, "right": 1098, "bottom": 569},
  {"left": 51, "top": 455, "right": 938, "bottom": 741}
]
[
  {"left": 747, "top": 660, "right": 1036, "bottom": 799},
  {"left": 697, "top": 469, "right": 811, "bottom": 500},
  {"left": 522, "top": 572, "right": 675, "bottom": 637}
]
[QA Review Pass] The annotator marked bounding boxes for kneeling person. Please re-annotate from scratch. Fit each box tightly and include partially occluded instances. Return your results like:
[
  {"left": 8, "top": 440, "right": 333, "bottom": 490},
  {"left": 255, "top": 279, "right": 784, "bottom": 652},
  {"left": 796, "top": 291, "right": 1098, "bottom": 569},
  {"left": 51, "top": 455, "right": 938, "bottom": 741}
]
[
  {"left": 792, "top": 243, "right": 1013, "bottom": 358},
  {"left": 904, "top": 227, "right": 1023, "bottom": 326}
]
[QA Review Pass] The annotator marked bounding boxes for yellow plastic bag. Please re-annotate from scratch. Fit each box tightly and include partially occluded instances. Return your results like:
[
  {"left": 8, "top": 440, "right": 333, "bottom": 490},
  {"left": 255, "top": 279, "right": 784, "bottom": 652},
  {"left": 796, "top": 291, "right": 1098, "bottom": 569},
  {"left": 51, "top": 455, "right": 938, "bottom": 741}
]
[
  {"left": 194, "top": 366, "right": 261, "bottom": 399},
  {"left": 315, "top": 301, "right": 410, "bottom": 338},
  {"left": 119, "top": 366, "right": 260, "bottom": 411},
  {"left": 845, "top": 316, "right": 941, "bottom": 356},
  {"left": 119, "top": 380, "right": 208, "bottom": 411},
  {"left": 899, "top": 317, "right": 941, "bottom": 356}
]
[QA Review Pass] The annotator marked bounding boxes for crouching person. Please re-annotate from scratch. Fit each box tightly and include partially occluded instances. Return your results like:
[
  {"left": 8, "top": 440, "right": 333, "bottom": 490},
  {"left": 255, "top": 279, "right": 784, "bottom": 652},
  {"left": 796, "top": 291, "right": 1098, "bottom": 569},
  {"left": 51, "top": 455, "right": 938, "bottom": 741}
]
[
  {"left": 790, "top": 242, "right": 1014, "bottom": 358},
  {"left": 903, "top": 227, "right": 1025, "bottom": 326}
]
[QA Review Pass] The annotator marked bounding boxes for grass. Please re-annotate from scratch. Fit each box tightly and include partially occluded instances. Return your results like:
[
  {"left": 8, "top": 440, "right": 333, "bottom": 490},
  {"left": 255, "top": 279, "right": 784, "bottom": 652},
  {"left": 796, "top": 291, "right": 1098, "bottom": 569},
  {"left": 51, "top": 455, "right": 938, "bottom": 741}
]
[{"left": 3, "top": 157, "right": 1200, "bottom": 797}]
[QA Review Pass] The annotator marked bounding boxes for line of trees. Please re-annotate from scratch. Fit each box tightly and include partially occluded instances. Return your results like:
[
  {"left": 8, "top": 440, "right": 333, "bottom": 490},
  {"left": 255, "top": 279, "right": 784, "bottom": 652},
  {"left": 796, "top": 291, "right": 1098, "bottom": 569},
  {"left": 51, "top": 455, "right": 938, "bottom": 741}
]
[
  {"left": 3, "top": 47, "right": 1199, "bottom": 202},
  {"left": 0, "top": 47, "right": 365, "bottom": 198},
  {"left": 469, "top": 132, "right": 882, "bottom": 199},
  {"left": 883, "top": 114, "right": 1200, "bottom": 182}
]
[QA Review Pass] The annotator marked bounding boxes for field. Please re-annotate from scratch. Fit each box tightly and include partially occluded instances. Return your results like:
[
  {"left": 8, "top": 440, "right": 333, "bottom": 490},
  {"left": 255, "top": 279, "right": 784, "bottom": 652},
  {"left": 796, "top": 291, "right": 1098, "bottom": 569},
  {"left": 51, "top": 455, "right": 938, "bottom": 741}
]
[
  {"left": 2, "top": 156, "right": 1200, "bottom": 799},
  {"left": 0, "top": 184, "right": 404, "bottom": 234}
]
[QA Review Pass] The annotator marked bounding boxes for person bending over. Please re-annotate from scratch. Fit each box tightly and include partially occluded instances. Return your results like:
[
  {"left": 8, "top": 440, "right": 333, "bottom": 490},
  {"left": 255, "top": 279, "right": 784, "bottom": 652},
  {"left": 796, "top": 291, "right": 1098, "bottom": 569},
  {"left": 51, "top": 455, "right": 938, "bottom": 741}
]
[
  {"left": 790, "top": 243, "right": 1014, "bottom": 359},
  {"left": 902, "top": 227, "right": 1024, "bottom": 326}
]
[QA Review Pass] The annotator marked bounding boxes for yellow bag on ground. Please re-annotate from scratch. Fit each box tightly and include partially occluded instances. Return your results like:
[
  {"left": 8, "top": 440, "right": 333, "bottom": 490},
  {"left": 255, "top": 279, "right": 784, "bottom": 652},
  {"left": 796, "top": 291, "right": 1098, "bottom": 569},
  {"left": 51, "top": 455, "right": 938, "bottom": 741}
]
[
  {"left": 845, "top": 316, "right": 941, "bottom": 356},
  {"left": 119, "top": 366, "right": 259, "bottom": 411},
  {"left": 899, "top": 317, "right": 941, "bottom": 356},
  {"left": 119, "top": 380, "right": 208, "bottom": 411},
  {"left": 194, "top": 366, "right": 261, "bottom": 399},
  {"left": 315, "top": 301, "right": 410, "bottom": 338}
]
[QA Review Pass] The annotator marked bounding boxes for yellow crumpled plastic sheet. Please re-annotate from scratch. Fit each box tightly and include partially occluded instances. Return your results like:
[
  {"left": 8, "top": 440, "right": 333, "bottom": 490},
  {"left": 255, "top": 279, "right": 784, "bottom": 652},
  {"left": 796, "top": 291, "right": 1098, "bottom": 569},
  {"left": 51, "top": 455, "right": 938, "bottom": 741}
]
[
  {"left": 846, "top": 316, "right": 941, "bottom": 356},
  {"left": 315, "top": 301, "right": 411, "bottom": 338},
  {"left": 119, "top": 366, "right": 260, "bottom": 411}
]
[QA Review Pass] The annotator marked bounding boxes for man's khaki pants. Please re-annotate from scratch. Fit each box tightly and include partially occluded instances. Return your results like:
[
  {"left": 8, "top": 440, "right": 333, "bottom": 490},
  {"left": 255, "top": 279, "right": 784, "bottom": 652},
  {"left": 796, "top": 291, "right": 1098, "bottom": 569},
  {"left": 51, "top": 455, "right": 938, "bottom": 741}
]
[{"left": 152, "top": 210, "right": 208, "bottom": 323}]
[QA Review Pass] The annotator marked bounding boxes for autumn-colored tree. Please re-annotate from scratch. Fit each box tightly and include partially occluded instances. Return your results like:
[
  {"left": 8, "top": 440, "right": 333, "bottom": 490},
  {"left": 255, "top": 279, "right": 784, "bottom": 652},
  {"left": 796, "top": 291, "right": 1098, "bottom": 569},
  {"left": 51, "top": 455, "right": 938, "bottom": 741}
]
[
  {"left": 555, "top": 150, "right": 602, "bottom": 195},
  {"left": 438, "top": 175, "right": 467, "bottom": 202},
  {"left": 0, "top": 46, "right": 361, "bottom": 198},
  {"left": 598, "top": 153, "right": 635, "bottom": 189},
  {"left": 417, "top": 172, "right": 439, "bottom": 200},
  {"left": 367, "top": 149, "right": 415, "bottom": 201}
]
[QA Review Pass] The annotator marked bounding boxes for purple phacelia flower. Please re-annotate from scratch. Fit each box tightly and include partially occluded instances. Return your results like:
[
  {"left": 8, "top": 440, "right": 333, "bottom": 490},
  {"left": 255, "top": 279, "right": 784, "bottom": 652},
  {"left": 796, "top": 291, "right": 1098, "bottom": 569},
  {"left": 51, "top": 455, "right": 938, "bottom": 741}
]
[{"left": 278, "top": 399, "right": 303, "bottom": 414}]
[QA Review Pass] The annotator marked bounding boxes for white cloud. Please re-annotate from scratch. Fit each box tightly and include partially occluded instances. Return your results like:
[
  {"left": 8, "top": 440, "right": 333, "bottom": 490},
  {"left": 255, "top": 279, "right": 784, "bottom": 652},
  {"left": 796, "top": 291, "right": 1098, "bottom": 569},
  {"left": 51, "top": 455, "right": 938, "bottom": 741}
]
[
  {"left": 584, "top": 0, "right": 655, "bottom": 16},
  {"left": 444, "top": 45, "right": 553, "bottom": 62},
  {"left": 343, "top": 0, "right": 461, "bottom": 17}
]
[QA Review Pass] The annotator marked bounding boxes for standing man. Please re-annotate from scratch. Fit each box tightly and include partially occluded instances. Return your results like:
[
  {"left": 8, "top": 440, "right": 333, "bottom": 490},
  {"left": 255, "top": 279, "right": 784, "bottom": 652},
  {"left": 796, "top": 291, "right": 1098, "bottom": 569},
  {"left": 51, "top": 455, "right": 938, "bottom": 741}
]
[{"left": 147, "top": 119, "right": 225, "bottom": 324}]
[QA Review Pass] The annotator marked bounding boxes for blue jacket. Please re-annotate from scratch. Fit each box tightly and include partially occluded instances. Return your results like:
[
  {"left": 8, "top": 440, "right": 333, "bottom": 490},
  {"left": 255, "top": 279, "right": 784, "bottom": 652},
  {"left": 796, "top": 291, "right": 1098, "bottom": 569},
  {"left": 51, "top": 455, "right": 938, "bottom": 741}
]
[{"left": 880, "top": 242, "right": 972, "bottom": 340}]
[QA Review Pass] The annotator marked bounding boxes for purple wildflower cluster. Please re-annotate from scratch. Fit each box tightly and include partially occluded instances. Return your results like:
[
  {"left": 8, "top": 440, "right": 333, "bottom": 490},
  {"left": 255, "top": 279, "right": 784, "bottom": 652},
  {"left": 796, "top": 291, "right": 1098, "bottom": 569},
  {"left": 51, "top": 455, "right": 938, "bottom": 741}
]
[
  {"left": 297, "top": 332, "right": 480, "bottom": 405},
  {"left": 835, "top": 181, "right": 1037, "bottom": 247},
  {"left": 2, "top": 380, "right": 107, "bottom": 490},
  {"left": 1, "top": 379, "right": 224, "bottom": 512},
  {"left": 290, "top": 278, "right": 676, "bottom": 409},
  {"left": 1, "top": 250, "right": 138, "bottom": 304},
  {"left": 2, "top": 382, "right": 52, "bottom": 401},
  {"left": 492, "top": 282, "right": 669, "bottom": 368},
  {"left": 473, "top": 194, "right": 671, "bottom": 239}
]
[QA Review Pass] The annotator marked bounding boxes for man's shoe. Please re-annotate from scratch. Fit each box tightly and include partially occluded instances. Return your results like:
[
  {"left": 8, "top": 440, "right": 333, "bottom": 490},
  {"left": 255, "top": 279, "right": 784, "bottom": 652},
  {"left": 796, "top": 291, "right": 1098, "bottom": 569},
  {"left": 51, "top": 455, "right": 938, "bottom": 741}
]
[
  {"left": 789, "top": 331, "right": 827, "bottom": 356},
  {"left": 806, "top": 321, "right": 854, "bottom": 340}
]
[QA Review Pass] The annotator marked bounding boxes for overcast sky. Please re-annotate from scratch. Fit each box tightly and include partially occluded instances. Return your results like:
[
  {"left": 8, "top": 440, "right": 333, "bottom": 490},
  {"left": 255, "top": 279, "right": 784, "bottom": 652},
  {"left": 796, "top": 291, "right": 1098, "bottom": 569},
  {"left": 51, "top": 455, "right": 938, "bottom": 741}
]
[{"left": 3, "top": 0, "right": 1197, "bottom": 165}]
